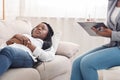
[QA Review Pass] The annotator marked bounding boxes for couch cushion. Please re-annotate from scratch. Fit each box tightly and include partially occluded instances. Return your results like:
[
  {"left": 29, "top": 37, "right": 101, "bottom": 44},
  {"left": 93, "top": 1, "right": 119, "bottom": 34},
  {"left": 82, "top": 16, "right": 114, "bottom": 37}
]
[
  {"left": 56, "top": 41, "right": 80, "bottom": 58},
  {"left": 0, "top": 20, "right": 33, "bottom": 47},
  {"left": 0, "top": 21, "right": 15, "bottom": 40},
  {"left": 5, "top": 20, "right": 32, "bottom": 35},
  {"left": 0, "top": 68, "right": 40, "bottom": 80},
  {"left": 98, "top": 69, "right": 120, "bottom": 80},
  {"left": 36, "top": 55, "right": 71, "bottom": 80},
  {"left": 0, "top": 27, "right": 14, "bottom": 40}
]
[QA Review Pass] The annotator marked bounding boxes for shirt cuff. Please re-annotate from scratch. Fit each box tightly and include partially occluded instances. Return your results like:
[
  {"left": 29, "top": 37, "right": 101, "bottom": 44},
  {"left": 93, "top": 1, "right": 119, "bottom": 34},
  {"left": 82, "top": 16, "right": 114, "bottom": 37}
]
[
  {"left": 111, "top": 31, "right": 119, "bottom": 41},
  {"left": 33, "top": 47, "right": 42, "bottom": 57}
]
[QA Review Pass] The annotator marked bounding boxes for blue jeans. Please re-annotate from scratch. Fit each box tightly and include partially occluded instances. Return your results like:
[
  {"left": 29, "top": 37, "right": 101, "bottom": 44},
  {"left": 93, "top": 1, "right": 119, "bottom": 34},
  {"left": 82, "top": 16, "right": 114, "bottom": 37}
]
[
  {"left": 0, "top": 46, "right": 34, "bottom": 76},
  {"left": 71, "top": 46, "right": 120, "bottom": 80}
]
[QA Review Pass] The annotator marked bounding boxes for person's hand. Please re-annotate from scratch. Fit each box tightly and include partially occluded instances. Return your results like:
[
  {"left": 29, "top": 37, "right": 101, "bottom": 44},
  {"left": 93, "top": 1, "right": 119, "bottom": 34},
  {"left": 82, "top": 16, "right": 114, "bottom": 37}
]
[
  {"left": 13, "top": 34, "right": 30, "bottom": 46},
  {"left": 20, "top": 36, "right": 30, "bottom": 46},
  {"left": 91, "top": 27, "right": 112, "bottom": 37},
  {"left": 6, "top": 39, "right": 14, "bottom": 45},
  {"left": 26, "top": 41, "right": 36, "bottom": 52},
  {"left": 6, "top": 38, "right": 21, "bottom": 45}
]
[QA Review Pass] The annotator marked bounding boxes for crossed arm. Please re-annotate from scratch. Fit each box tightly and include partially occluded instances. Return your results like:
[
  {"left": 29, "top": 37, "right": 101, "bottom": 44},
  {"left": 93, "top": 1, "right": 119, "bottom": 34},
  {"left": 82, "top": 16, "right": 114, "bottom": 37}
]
[{"left": 6, "top": 34, "right": 36, "bottom": 52}]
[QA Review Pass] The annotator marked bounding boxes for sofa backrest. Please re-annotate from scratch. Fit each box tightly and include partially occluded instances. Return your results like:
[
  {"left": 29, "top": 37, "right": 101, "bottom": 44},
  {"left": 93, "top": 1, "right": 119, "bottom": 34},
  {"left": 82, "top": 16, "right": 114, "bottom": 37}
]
[
  {"left": 0, "top": 19, "right": 62, "bottom": 52},
  {"left": 0, "top": 20, "right": 32, "bottom": 45},
  {"left": 0, "top": 19, "right": 80, "bottom": 59}
]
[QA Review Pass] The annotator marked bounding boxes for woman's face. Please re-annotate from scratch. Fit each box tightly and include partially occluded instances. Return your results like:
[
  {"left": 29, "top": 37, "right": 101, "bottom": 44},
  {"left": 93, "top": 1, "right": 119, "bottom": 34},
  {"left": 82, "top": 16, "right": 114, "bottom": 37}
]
[
  {"left": 32, "top": 23, "right": 49, "bottom": 40},
  {"left": 116, "top": 0, "right": 120, "bottom": 7}
]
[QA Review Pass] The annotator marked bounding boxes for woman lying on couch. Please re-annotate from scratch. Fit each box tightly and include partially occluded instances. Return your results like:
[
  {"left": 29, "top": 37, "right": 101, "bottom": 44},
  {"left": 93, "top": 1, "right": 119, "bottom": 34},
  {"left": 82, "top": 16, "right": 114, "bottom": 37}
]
[{"left": 0, "top": 22, "right": 55, "bottom": 76}]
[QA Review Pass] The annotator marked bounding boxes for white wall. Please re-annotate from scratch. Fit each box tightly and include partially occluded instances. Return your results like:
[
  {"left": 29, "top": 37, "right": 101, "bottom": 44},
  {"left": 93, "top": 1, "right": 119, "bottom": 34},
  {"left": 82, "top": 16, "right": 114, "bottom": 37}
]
[
  {"left": 1, "top": 0, "right": 108, "bottom": 19},
  {"left": 22, "top": 0, "right": 108, "bottom": 19}
]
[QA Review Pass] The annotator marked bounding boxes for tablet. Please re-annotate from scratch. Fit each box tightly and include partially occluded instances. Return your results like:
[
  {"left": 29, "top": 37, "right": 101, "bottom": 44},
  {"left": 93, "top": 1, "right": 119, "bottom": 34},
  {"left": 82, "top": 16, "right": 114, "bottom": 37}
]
[{"left": 77, "top": 22, "right": 106, "bottom": 36}]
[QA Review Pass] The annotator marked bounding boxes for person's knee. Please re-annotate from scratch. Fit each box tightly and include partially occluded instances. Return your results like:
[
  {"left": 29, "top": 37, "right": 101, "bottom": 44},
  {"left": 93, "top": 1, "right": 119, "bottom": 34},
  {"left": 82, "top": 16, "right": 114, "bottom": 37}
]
[
  {"left": 1, "top": 46, "right": 13, "bottom": 53},
  {"left": 72, "top": 58, "right": 82, "bottom": 68},
  {"left": 0, "top": 46, "right": 15, "bottom": 59},
  {"left": 80, "top": 57, "right": 93, "bottom": 69}
]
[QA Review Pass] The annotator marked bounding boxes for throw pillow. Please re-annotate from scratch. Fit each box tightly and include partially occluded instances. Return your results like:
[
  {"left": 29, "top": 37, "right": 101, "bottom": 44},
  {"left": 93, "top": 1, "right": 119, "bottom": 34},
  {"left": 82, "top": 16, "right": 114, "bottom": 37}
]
[
  {"left": 0, "top": 21, "right": 15, "bottom": 40},
  {"left": 5, "top": 19, "right": 32, "bottom": 35},
  {"left": 56, "top": 41, "right": 80, "bottom": 58}
]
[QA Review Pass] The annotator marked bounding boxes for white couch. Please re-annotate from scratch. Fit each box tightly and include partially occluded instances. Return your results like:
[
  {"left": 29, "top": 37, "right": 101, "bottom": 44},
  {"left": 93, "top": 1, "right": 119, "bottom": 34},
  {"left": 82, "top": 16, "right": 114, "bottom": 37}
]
[
  {"left": 1, "top": 19, "right": 119, "bottom": 80},
  {"left": 98, "top": 67, "right": 120, "bottom": 80},
  {"left": 0, "top": 20, "right": 80, "bottom": 80}
]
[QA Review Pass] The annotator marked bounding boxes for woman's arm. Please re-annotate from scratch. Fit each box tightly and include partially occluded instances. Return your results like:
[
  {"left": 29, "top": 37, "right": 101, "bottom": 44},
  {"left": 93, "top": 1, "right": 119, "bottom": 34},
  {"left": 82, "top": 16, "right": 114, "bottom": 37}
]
[
  {"left": 91, "top": 27, "right": 112, "bottom": 37},
  {"left": 111, "top": 31, "right": 120, "bottom": 41},
  {"left": 25, "top": 41, "right": 55, "bottom": 61},
  {"left": 13, "top": 34, "right": 30, "bottom": 45},
  {"left": 6, "top": 38, "right": 22, "bottom": 45},
  {"left": 26, "top": 41, "right": 36, "bottom": 52},
  {"left": 6, "top": 34, "right": 30, "bottom": 46},
  {"left": 32, "top": 46, "right": 55, "bottom": 61}
]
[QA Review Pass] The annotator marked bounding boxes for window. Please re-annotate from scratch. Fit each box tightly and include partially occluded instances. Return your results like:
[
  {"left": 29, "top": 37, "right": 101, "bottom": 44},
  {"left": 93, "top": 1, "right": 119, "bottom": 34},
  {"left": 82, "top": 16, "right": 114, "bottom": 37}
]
[
  {"left": 0, "top": 0, "right": 5, "bottom": 20},
  {"left": 22, "top": 0, "right": 108, "bottom": 18}
]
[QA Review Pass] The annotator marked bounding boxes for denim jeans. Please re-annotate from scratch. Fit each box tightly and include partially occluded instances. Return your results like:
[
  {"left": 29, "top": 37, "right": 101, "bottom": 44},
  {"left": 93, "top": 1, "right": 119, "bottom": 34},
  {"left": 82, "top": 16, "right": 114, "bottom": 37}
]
[
  {"left": 71, "top": 46, "right": 120, "bottom": 80},
  {"left": 0, "top": 46, "right": 34, "bottom": 76}
]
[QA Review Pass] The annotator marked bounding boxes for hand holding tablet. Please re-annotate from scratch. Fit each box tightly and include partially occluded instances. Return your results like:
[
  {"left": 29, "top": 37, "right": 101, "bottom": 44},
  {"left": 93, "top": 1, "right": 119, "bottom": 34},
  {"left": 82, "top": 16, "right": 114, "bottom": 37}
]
[
  {"left": 93, "top": 23, "right": 108, "bottom": 31},
  {"left": 78, "top": 22, "right": 108, "bottom": 36}
]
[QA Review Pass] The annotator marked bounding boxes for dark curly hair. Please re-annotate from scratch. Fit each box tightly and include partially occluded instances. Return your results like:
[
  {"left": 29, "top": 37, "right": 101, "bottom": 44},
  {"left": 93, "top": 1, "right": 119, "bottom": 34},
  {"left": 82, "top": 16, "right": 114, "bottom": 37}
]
[{"left": 41, "top": 22, "right": 54, "bottom": 50}]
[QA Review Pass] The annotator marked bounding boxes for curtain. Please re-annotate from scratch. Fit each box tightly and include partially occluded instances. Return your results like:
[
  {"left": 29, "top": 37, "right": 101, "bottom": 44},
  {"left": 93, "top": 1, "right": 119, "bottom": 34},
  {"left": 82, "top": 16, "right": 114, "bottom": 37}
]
[{"left": 20, "top": 0, "right": 108, "bottom": 19}]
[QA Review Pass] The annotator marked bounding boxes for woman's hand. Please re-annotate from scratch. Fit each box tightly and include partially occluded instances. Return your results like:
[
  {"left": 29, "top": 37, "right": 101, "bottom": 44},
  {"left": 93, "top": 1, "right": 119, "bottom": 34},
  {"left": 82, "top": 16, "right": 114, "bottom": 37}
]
[
  {"left": 13, "top": 34, "right": 30, "bottom": 46},
  {"left": 91, "top": 27, "right": 112, "bottom": 37},
  {"left": 6, "top": 39, "right": 14, "bottom": 45},
  {"left": 26, "top": 41, "right": 36, "bottom": 52},
  {"left": 6, "top": 35, "right": 36, "bottom": 52},
  {"left": 6, "top": 38, "right": 21, "bottom": 45}
]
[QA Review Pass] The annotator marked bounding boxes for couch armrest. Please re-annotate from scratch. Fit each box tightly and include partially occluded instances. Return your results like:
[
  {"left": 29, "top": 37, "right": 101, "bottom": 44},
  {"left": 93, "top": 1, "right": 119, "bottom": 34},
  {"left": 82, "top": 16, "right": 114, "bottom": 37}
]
[{"left": 56, "top": 41, "right": 80, "bottom": 58}]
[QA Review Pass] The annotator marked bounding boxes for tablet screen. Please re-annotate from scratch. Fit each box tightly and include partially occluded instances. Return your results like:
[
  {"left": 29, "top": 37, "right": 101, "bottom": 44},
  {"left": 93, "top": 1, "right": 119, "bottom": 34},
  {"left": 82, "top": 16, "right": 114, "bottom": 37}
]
[{"left": 77, "top": 22, "right": 106, "bottom": 36}]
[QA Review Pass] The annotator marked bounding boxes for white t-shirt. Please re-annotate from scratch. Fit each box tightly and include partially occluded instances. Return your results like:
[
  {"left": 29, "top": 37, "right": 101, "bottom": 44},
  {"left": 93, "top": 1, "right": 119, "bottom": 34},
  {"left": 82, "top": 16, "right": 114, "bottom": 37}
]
[
  {"left": 111, "top": 7, "right": 120, "bottom": 25},
  {"left": 0, "top": 34, "right": 55, "bottom": 62}
]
